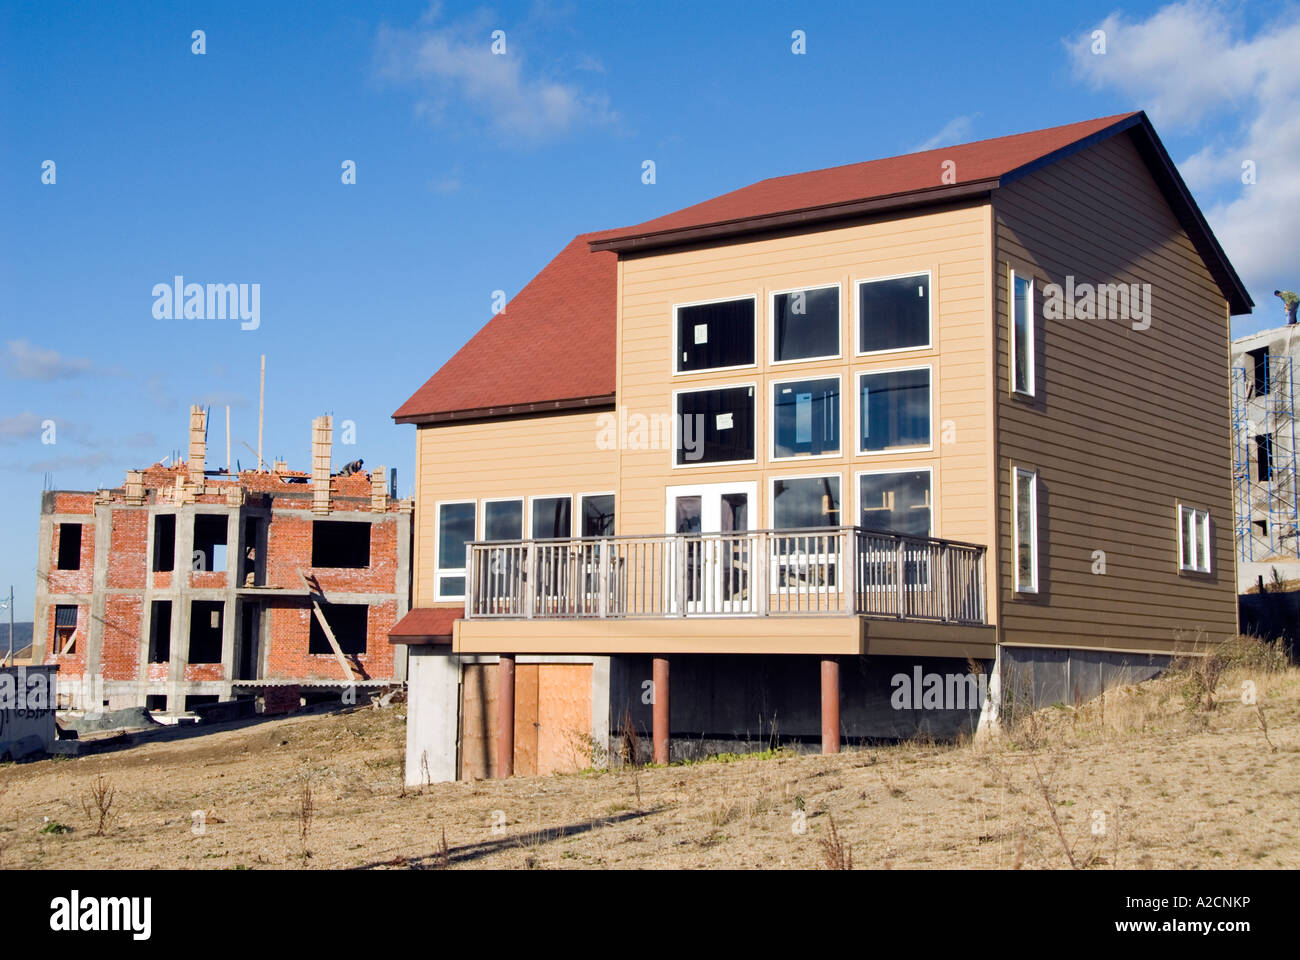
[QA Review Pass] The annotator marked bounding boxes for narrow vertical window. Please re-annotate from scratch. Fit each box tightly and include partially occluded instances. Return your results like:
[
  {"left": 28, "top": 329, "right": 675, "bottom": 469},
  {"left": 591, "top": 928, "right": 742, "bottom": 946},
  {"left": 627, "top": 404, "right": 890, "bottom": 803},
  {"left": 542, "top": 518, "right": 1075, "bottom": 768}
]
[
  {"left": 1012, "top": 271, "right": 1034, "bottom": 395},
  {"left": 1013, "top": 467, "right": 1038, "bottom": 593},
  {"left": 1178, "top": 505, "right": 1211, "bottom": 573}
]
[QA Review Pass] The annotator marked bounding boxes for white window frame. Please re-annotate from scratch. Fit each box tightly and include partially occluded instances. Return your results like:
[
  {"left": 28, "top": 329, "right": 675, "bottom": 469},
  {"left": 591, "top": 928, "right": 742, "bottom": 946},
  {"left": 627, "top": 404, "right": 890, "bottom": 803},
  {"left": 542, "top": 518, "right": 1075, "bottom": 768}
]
[
  {"left": 671, "top": 293, "right": 759, "bottom": 376},
  {"left": 769, "top": 282, "right": 842, "bottom": 365},
  {"left": 1010, "top": 268, "right": 1035, "bottom": 396},
  {"left": 434, "top": 499, "right": 477, "bottom": 601},
  {"left": 577, "top": 491, "right": 617, "bottom": 538},
  {"left": 528, "top": 493, "right": 575, "bottom": 540},
  {"left": 480, "top": 497, "right": 524, "bottom": 542},
  {"left": 768, "top": 472, "right": 844, "bottom": 595},
  {"left": 770, "top": 373, "right": 843, "bottom": 462},
  {"left": 1178, "top": 504, "right": 1212, "bottom": 574},
  {"left": 1012, "top": 467, "right": 1038, "bottom": 594},
  {"left": 672, "top": 381, "right": 758, "bottom": 469},
  {"left": 855, "top": 364, "right": 934, "bottom": 456},
  {"left": 854, "top": 466, "right": 935, "bottom": 538},
  {"left": 854, "top": 269, "right": 933, "bottom": 357}
]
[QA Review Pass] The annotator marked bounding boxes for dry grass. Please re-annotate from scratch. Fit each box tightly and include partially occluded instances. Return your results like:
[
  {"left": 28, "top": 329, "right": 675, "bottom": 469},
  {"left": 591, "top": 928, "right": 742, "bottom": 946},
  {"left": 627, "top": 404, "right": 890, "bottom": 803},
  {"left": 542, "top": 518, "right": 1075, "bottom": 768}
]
[{"left": 1, "top": 647, "right": 1297, "bottom": 870}]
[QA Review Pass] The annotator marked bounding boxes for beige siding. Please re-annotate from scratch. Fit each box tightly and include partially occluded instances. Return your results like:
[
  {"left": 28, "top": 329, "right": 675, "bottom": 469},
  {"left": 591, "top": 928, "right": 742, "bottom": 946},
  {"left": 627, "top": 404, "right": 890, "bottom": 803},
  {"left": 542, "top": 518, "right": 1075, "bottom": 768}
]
[
  {"left": 617, "top": 204, "right": 998, "bottom": 622},
  {"left": 414, "top": 411, "right": 617, "bottom": 608},
  {"left": 993, "top": 131, "right": 1238, "bottom": 652}
]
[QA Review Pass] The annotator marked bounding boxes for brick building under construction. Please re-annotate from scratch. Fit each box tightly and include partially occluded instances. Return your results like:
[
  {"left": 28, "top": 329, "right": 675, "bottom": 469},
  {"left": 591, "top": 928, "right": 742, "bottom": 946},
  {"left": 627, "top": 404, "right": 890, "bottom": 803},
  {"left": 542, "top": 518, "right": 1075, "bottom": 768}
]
[{"left": 33, "top": 407, "right": 413, "bottom": 713}]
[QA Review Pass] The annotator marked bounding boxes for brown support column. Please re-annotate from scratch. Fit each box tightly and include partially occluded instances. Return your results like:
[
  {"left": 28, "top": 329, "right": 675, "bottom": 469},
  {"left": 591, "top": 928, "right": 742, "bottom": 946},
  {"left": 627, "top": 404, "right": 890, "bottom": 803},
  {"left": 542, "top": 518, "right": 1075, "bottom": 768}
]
[
  {"left": 496, "top": 655, "right": 515, "bottom": 778},
  {"left": 821, "top": 657, "right": 840, "bottom": 755},
  {"left": 652, "top": 656, "right": 670, "bottom": 765}
]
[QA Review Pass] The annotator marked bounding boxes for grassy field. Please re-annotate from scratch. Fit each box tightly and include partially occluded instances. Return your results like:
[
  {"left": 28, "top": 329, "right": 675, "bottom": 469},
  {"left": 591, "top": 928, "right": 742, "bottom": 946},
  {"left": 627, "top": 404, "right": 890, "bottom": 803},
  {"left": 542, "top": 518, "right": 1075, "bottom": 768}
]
[{"left": 2, "top": 642, "right": 1297, "bottom": 870}]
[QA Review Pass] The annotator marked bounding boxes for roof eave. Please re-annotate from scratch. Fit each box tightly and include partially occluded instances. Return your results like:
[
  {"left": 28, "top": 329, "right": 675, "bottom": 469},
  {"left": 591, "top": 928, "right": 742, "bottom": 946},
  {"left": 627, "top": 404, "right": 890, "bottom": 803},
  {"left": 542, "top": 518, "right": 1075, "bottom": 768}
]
[{"left": 393, "top": 392, "right": 616, "bottom": 426}]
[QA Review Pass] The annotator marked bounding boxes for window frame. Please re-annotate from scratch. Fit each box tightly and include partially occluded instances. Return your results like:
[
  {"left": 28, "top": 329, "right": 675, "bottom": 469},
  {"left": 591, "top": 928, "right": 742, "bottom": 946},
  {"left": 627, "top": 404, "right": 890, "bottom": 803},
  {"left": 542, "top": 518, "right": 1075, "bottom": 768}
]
[
  {"left": 854, "top": 363, "right": 934, "bottom": 456},
  {"left": 671, "top": 293, "right": 759, "bottom": 376},
  {"left": 854, "top": 269, "right": 934, "bottom": 357},
  {"left": 768, "top": 472, "right": 844, "bottom": 594},
  {"left": 1010, "top": 268, "right": 1036, "bottom": 396},
  {"left": 434, "top": 498, "right": 477, "bottom": 602},
  {"left": 1012, "top": 466, "right": 1039, "bottom": 594},
  {"left": 480, "top": 497, "right": 525, "bottom": 542},
  {"left": 769, "top": 373, "right": 843, "bottom": 463},
  {"left": 672, "top": 381, "right": 759, "bottom": 469},
  {"left": 854, "top": 465, "right": 936, "bottom": 538},
  {"left": 768, "top": 281, "right": 843, "bottom": 366},
  {"left": 577, "top": 491, "right": 617, "bottom": 538},
  {"left": 528, "top": 494, "right": 575, "bottom": 540},
  {"left": 1177, "top": 503, "right": 1212, "bottom": 574}
]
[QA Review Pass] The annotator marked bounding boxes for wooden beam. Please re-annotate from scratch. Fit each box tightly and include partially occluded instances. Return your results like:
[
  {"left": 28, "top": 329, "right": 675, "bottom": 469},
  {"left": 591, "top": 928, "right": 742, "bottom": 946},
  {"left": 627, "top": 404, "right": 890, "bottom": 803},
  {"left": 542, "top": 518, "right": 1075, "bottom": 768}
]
[{"left": 298, "top": 570, "right": 354, "bottom": 683}]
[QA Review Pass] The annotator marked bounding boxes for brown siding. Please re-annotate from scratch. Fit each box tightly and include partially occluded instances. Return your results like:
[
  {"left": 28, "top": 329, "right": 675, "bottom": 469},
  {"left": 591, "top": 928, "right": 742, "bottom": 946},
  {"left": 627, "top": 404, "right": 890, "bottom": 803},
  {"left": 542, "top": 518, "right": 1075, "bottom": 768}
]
[{"left": 993, "top": 130, "right": 1237, "bottom": 653}]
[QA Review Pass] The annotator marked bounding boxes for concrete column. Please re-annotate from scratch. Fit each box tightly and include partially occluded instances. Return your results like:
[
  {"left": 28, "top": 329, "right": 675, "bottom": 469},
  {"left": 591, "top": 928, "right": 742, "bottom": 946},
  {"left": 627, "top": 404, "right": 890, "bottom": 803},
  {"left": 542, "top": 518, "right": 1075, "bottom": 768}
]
[
  {"left": 496, "top": 654, "right": 515, "bottom": 778},
  {"left": 821, "top": 657, "right": 840, "bottom": 754},
  {"left": 652, "top": 656, "right": 670, "bottom": 765},
  {"left": 405, "top": 650, "right": 461, "bottom": 785}
]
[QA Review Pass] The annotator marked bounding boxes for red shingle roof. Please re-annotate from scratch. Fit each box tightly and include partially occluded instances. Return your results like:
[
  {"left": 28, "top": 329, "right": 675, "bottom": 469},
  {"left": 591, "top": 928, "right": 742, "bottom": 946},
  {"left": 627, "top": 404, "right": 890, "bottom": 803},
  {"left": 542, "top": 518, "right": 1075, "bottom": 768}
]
[
  {"left": 388, "top": 607, "right": 458, "bottom": 645},
  {"left": 392, "top": 231, "right": 619, "bottom": 423}
]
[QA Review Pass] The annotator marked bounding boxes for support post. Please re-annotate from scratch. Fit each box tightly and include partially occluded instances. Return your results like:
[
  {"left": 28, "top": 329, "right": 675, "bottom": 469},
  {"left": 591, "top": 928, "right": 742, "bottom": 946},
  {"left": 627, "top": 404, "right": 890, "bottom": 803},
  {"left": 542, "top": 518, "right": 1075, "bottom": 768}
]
[
  {"left": 496, "top": 654, "right": 515, "bottom": 778},
  {"left": 821, "top": 657, "right": 840, "bottom": 754},
  {"left": 652, "top": 655, "right": 670, "bottom": 765}
]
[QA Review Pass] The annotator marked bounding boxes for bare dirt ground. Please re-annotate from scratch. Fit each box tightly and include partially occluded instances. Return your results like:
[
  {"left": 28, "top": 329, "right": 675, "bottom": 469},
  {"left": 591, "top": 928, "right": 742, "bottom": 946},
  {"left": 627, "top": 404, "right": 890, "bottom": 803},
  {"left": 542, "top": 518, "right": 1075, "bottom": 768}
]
[{"left": 2, "top": 650, "right": 1297, "bottom": 870}]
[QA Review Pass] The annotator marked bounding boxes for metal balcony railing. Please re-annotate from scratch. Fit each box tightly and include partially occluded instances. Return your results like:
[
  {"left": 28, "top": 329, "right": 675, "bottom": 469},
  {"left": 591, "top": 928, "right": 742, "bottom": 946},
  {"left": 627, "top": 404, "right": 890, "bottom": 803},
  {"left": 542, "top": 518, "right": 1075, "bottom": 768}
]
[{"left": 464, "top": 526, "right": 985, "bottom": 624}]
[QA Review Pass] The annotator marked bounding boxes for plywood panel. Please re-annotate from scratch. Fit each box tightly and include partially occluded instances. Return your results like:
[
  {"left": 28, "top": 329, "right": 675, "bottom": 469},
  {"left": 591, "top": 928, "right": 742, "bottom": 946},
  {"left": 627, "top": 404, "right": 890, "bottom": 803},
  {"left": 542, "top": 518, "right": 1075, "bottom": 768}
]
[
  {"left": 459, "top": 663, "right": 497, "bottom": 781},
  {"left": 537, "top": 663, "right": 593, "bottom": 775},
  {"left": 514, "top": 662, "right": 540, "bottom": 777}
]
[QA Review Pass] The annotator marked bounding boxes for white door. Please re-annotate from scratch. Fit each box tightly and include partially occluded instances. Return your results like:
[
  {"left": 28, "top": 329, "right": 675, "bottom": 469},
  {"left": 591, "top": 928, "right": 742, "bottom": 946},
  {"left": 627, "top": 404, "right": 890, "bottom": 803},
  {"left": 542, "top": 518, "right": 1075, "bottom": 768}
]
[{"left": 664, "top": 482, "right": 756, "bottom": 613}]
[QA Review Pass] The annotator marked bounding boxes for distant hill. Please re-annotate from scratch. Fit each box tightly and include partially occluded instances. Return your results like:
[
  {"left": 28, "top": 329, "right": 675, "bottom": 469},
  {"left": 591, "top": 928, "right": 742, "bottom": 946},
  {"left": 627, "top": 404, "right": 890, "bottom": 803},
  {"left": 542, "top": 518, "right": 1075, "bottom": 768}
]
[{"left": 2, "top": 622, "right": 33, "bottom": 658}]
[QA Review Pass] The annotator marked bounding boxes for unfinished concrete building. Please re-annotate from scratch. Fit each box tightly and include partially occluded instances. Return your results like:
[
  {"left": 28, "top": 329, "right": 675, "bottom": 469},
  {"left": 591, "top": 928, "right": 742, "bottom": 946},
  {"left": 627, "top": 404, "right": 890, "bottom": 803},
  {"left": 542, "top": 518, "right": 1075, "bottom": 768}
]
[
  {"left": 1231, "top": 324, "right": 1300, "bottom": 588},
  {"left": 33, "top": 407, "right": 413, "bottom": 713}
]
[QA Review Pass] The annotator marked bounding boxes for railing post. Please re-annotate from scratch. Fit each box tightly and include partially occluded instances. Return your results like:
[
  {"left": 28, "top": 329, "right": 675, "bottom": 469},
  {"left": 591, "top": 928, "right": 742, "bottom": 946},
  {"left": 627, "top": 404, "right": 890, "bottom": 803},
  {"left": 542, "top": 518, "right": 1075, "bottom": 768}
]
[
  {"left": 843, "top": 528, "right": 857, "bottom": 615},
  {"left": 757, "top": 531, "right": 769, "bottom": 617},
  {"left": 465, "top": 545, "right": 476, "bottom": 620},
  {"left": 895, "top": 537, "right": 905, "bottom": 619},
  {"left": 525, "top": 541, "right": 536, "bottom": 619},
  {"left": 598, "top": 538, "right": 610, "bottom": 619},
  {"left": 939, "top": 543, "right": 949, "bottom": 622},
  {"left": 675, "top": 534, "right": 687, "bottom": 617}
]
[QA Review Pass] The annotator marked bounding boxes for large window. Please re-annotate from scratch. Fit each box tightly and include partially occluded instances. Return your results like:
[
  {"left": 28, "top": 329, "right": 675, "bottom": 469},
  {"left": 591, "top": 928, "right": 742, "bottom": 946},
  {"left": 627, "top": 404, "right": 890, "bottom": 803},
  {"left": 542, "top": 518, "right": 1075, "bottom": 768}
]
[
  {"left": 773, "top": 376, "right": 840, "bottom": 459},
  {"left": 676, "top": 385, "right": 756, "bottom": 465},
  {"left": 1012, "top": 270, "right": 1034, "bottom": 395},
  {"left": 675, "top": 297, "right": 755, "bottom": 372},
  {"left": 580, "top": 494, "right": 615, "bottom": 537},
  {"left": 773, "top": 475, "right": 841, "bottom": 529},
  {"left": 1013, "top": 468, "right": 1038, "bottom": 593},
  {"left": 858, "top": 469, "right": 932, "bottom": 536},
  {"left": 772, "top": 284, "right": 840, "bottom": 362},
  {"left": 531, "top": 496, "right": 572, "bottom": 539},
  {"left": 858, "top": 367, "right": 931, "bottom": 453},
  {"left": 311, "top": 521, "right": 370, "bottom": 568},
  {"left": 772, "top": 476, "right": 841, "bottom": 589},
  {"left": 309, "top": 603, "right": 368, "bottom": 655},
  {"left": 436, "top": 501, "right": 476, "bottom": 599},
  {"left": 858, "top": 272, "right": 930, "bottom": 354},
  {"left": 483, "top": 499, "right": 524, "bottom": 541},
  {"left": 1179, "top": 504, "right": 1211, "bottom": 574}
]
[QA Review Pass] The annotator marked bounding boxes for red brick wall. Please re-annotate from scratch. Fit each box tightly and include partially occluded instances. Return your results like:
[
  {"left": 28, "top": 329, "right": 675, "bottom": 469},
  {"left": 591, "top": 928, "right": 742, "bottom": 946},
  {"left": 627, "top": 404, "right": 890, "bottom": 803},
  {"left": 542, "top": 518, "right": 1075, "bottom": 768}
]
[
  {"left": 106, "top": 509, "right": 147, "bottom": 590},
  {"left": 101, "top": 595, "right": 142, "bottom": 680},
  {"left": 47, "top": 518, "right": 95, "bottom": 596},
  {"left": 262, "top": 597, "right": 398, "bottom": 681}
]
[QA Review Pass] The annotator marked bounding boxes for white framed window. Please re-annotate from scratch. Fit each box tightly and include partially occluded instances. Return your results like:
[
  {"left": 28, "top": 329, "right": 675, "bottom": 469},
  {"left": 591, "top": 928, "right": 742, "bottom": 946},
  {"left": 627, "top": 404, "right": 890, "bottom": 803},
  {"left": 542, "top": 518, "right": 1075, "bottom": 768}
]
[
  {"left": 771, "top": 374, "right": 841, "bottom": 460},
  {"left": 435, "top": 500, "right": 477, "bottom": 600},
  {"left": 1013, "top": 467, "right": 1038, "bottom": 593},
  {"left": 1178, "top": 504, "right": 1212, "bottom": 573},
  {"left": 579, "top": 492, "right": 616, "bottom": 537},
  {"left": 856, "top": 365, "right": 933, "bottom": 454},
  {"left": 770, "top": 282, "right": 841, "bottom": 364},
  {"left": 530, "top": 495, "right": 573, "bottom": 539},
  {"left": 482, "top": 498, "right": 524, "bottom": 541},
  {"left": 856, "top": 467, "right": 933, "bottom": 537},
  {"left": 770, "top": 473, "right": 843, "bottom": 593},
  {"left": 672, "top": 294, "right": 757, "bottom": 374},
  {"left": 855, "top": 270, "right": 932, "bottom": 355},
  {"left": 1011, "top": 269, "right": 1034, "bottom": 395},
  {"left": 673, "top": 382, "right": 757, "bottom": 467}
]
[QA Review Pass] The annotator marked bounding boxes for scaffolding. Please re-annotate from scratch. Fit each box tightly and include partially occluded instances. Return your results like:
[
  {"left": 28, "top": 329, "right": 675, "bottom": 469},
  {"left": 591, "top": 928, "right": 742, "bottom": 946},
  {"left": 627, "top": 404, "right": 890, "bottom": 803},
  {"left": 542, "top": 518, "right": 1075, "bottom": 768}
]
[{"left": 1232, "top": 353, "right": 1300, "bottom": 561}]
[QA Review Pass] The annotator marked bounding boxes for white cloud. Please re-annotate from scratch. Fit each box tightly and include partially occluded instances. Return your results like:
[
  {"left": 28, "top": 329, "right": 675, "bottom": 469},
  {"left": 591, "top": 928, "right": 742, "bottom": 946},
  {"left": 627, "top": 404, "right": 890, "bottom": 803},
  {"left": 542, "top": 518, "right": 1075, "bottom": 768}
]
[
  {"left": 0, "top": 412, "right": 45, "bottom": 443},
  {"left": 1068, "top": 2, "right": 1300, "bottom": 321},
  {"left": 913, "top": 115, "right": 979, "bottom": 152},
  {"left": 3, "top": 340, "right": 94, "bottom": 381},
  {"left": 375, "top": 9, "right": 614, "bottom": 142}
]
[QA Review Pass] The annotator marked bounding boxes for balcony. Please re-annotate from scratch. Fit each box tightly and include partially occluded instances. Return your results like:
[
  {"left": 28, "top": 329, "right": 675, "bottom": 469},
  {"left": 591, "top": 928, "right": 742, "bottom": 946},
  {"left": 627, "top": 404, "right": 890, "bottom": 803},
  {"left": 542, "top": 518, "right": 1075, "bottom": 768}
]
[{"left": 464, "top": 527, "right": 986, "bottom": 625}]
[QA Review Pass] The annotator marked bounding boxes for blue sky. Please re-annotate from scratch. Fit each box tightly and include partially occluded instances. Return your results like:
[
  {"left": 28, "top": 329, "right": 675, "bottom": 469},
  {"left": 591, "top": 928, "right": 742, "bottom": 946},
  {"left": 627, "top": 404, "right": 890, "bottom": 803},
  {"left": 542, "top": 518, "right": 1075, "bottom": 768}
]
[{"left": 1, "top": 0, "right": 1294, "bottom": 619}]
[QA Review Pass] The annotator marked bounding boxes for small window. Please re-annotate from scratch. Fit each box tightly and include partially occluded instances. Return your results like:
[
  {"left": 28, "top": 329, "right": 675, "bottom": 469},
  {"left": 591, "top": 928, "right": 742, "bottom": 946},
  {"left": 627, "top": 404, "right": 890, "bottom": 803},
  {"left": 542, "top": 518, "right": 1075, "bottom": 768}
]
[
  {"left": 858, "top": 368, "right": 931, "bottom": 453},
  {"left": 675, "top": 297, "right": 755, "bottom": 372},
  {"left": 773, "top": 285, "right": 840, "bottom": 362},
  {"left": 773, "top": 476, "right": 841, "bottom": 529},
  {"left": 193, "top": 514, "right": 228, "bottom": 573},
  {"left": 436, "top": 501, "right": 476, "bottom": 600},
  {"left": 1179, "top": 505, "right": 1211, "bottom": 574},
  {"left": 676, "top": 385, "right": 756, "bottom": 465},
  {"left": 531, "top": 497, "right": 572, "bottom": 539},
  {"left": 309, "top": 603, "right": 367, "bottom": 656},
  {"left": 1248, "top": 346, "right": 1270, "bottom": 397},
  {"left": 580, "top": 494, "right": 615, "bottom": 537},
  {"left": 1013, "top": 468, "right": 1038, "bottom": 593},
  {"left": 54, "top": 604, "right": 78, "bottom": 654},
  {"left": 858, "top": 273, "right": 930, "bottom": 353},
  {"left": 188, "top": 600, "right": 224, "bottom": 664},
  {"left": 483, "top": 499, "right": 524, "bottom": 541},
  {"left": 149, "top": 600, "right": 172, "bottom": 663},
  {"left": 56, "top": 523, "right": 82, "bottom": 570},
  {"left": 1011, "top": 271, "right": 1034, "bottom": 395},
  {"left": 1256, "top": 435, "right": 1274, "bottom": 482},
  {"left": 859, "top": 470, "right": 932, "bottom": 536},
  {"left": 152, "top": 514, "right": 176, "bottom": 572},
  {"left": 311, "top": 521, "right": 371, "bottom": 568},
  {"left": 773, "top": 377, "right": 840, "bottom": 459}
]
